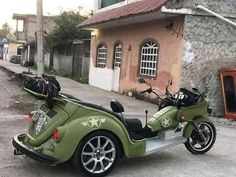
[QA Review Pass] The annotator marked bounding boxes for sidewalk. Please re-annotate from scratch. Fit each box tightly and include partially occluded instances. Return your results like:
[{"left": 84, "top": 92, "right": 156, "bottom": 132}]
[
  {"left": 0, "top": 60, "right": 158, "bottom": 122},
  {"left": 1, "top": 60, "right": 235, "bottom": 128}
]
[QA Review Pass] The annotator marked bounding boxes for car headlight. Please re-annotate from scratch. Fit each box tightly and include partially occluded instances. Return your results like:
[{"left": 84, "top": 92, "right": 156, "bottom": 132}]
[{"left": 35, "top": 114, "right": 48, "bottom": 135}]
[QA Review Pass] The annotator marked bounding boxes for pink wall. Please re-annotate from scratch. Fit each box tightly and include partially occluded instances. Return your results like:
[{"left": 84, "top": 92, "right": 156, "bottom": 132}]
[{"left": 91, "top": 16, "right": 184, "bottom": 94}]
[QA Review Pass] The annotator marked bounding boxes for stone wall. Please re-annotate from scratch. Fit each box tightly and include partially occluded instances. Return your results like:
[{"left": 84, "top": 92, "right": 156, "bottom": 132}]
[
  {"left": 182, "top": 0, "right": 236, "bottom": 14},
  {"left": 181, "top": 3, "right": 236, "bottom": 116},
  {"left": 166, "top": 0, "right": 236, "bottom": 14},
  {"left": 182, "top": 58, "right": 236, "bottom": 117}
]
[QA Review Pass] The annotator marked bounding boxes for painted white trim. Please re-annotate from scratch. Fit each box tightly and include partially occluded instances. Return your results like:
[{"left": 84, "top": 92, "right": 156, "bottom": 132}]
[{"left": 95, "top": 0, "right": 143, "bottom": 13}]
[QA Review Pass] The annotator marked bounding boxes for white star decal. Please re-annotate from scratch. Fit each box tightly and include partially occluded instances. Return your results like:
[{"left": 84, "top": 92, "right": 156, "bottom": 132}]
[
  {"left": 161, "top": 117, "right": 172, "bottom": 128},
  {"left": 88, "top": 117, "right": 99, "bottom": 128},
  {"left": 81, "top": 117, "right": 106, "bottom": 129}
]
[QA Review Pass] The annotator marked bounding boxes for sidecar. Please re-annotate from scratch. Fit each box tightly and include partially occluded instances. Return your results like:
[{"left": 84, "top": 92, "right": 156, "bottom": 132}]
[{"left": 12, "top": 90, "right": 213, "bottom": 177}]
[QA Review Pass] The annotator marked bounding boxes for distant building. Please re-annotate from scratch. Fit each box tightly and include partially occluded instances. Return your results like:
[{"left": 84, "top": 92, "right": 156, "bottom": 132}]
[
  {"left": 0, "top": 38, "right": 9, "bottom": 60},
  {"left": 80, "top": 0, "right": 236, "bottom": 117},
  {"left": 8, "top": 43, "right": 22, "bottom": 60},
  {"left": 12, "top": 13, "right": 55, "bottom": 65}
]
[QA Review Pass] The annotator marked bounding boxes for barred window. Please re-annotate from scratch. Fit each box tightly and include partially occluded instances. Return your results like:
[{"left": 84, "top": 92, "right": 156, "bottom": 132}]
[
  {"left": 139, "top": 41, "right": 159, "bottom": 77},
  {"left": 113, "top": 43, "right": 122, "bottom": 68},
  {"left": 96, "top": 44, "right": 107, "bottom": 68}
]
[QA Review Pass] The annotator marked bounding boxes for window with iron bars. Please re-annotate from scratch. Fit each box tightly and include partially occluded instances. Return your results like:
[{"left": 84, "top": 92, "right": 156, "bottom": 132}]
[
  {"left": 96, "top": 44, "right": 107, "bottom": 68},
  {"left": 139, "top": 41, "right": 159, "bottom": 77}
]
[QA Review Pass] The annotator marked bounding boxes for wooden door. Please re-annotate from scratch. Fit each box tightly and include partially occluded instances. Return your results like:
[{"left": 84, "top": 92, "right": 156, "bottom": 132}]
[{"left": 220, "top": 69, "right": 236, "bottom": 120}]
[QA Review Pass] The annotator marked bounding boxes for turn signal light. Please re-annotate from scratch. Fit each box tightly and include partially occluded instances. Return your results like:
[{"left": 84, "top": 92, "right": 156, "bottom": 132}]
[
  {"left": 27, "top": 114, "right": 33, "bottom": 123},
  {"left": 53, "top": 128, "right": 60, "bottom": 142},
  {"left": 180, "top": 116, "right": 186, "bottom": 121}
]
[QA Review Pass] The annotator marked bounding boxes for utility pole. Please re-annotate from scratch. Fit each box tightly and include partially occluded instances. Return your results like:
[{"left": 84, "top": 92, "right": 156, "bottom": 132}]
[{"left": 36, "top": 0, "right": 44, "bottom": 77}]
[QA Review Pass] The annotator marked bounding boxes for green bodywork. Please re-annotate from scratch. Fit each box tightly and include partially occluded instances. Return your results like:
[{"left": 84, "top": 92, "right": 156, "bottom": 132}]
[
  {"left": 24, "top": 97, "right": 146, "bottom": 163},
  {"left": 148, "top": 106, "right": 179, "bottom": 131},
  {"left": 177, "top": 100, "right": 209, "bottom": 121},
  {"left": 22, "top": 90, "right": 213, "bottom": 163}
]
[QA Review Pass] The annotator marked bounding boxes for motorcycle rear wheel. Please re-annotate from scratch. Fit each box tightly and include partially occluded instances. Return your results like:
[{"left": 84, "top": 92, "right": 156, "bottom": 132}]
[
  {"left": 185, "top": 122, "right": 216, "bottom": 154},
  {"left": 73, "top": 131, "right": 121, "bottom": 177}
]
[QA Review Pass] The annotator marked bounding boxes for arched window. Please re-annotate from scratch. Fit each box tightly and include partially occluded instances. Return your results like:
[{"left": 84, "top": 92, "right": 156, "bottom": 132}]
[
  {"left": 113, "top": 43, "right": 122, "bottom": 69},
  {"left": 96, "top": 44, "right": 107, "bottom": 68},
  {"left": 139, "top": 41, "right": 159, "bottom": 77}
]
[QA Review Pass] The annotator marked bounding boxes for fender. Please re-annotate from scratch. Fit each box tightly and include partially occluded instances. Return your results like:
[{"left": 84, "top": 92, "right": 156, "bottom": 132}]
[
  {"left": 41, "top": 114, "right": 146, "bottom": 163},
  {"left": 183, "top": 116, "right": 213, "bottom": 138}
]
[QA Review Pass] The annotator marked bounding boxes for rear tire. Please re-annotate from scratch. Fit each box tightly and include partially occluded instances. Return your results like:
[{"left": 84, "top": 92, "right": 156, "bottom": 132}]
[
  {"left": 73, "top": 131, "right": 121, "bottom": 177},
  {"left": 185, "top": 122, "right": 216, "bottom": 154}
]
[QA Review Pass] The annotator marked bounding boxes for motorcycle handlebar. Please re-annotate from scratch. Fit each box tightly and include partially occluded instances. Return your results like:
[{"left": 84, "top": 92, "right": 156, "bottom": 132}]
[
  {"left": 139, "top": 79, "right": 174, "bottom": 101},
  {"left": 140, "top": 88, "right": 153, "bottom": 94}
]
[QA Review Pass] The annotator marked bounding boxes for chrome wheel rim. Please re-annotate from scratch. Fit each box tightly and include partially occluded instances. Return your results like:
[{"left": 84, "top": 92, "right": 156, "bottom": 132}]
[
  {"left": 189, "top": 123, "right": 214, "bottom": 152},
  {"left": 81, "top": 136, "right": 116, "bottom": 174}
]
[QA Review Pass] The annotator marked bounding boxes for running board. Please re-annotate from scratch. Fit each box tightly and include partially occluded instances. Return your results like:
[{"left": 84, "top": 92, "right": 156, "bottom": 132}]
[{"left": 145, "top": 131, "right": 187, "bottom": 155}]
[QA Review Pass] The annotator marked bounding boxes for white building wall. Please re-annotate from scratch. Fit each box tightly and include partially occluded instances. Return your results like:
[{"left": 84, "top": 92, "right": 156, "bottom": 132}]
[{"left": 89, "top": 58, "right": 113, "bottom": 91}]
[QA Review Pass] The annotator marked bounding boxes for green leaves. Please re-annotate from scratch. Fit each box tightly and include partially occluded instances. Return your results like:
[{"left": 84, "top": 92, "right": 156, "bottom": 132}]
[
  {"left": 0, "top": 23, "right": 15, "bottom": 43},
  {"left": 45, "top": 10, "right": 90, "bottom": 51}
]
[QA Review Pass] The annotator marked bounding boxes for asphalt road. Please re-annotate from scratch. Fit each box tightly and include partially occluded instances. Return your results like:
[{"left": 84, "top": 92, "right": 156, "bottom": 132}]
[{"left": 0, "top": 68, "right": 236, "bottom": 177}]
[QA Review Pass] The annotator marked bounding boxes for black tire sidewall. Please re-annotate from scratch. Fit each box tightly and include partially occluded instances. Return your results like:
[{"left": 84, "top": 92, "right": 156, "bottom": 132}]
[
  {"left": 185, "top": 122, "right": 216, "bottom": 154},
  {"left": 73, "top": 131, "right": 121, "bottom": 177}
]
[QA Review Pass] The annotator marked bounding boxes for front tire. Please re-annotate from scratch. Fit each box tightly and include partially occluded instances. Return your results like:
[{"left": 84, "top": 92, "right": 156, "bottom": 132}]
[
  {"left": 73, "top": 131, "right": 121, "bottom": 177},
  {"left": 185, "top": 122, "right": 216, "bottom": 154}
]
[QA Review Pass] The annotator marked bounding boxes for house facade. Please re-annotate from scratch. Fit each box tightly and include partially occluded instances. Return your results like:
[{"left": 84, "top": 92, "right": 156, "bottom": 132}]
[
  {"left": 13, "top": 14, "right": 55, "bottom": 65},
  {"left": 80, "top": 0, "right": 236, "bottom": 117}
]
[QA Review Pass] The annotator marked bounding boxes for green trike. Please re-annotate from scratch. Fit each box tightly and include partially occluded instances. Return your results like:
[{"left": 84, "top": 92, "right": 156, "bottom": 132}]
[{"left": 13, "top": 79, "right": 216, "bottom": 177}]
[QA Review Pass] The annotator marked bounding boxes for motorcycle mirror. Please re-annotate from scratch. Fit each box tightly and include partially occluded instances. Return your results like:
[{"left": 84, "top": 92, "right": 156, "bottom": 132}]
[
  {"left": 138, "top": 78, "right": 146, "bottom": 84},
  {"left": 168, "top": 80, "right": 173, "bottom": 86}
]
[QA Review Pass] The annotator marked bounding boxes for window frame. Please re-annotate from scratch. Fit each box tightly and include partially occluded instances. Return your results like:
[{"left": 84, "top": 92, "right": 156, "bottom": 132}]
[
  {"left": 96, "top": 43, "right": 107, "bottom": 68},
  {"left": 138, "top": 39, "right": 159, "bottom": 78}
]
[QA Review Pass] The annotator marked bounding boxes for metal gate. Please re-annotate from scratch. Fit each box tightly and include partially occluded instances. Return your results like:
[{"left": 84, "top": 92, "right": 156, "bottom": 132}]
[{"left": 72, "top": 43, "right": 84, "bottom": 80}]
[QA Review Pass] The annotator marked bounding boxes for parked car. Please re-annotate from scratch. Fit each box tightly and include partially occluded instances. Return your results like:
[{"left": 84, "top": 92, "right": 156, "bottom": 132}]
[{"left": 10, "top": 55, "right": 21, "bottom": 64}]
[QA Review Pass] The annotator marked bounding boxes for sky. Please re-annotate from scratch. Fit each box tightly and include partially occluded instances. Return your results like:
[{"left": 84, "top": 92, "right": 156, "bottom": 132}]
[{"left": 0, "top": 0, "right": 94, "bottom": 29}]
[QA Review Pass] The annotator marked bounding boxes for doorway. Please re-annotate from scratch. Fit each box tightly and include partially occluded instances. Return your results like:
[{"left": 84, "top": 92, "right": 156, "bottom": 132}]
[{"left": 112, "top": 43, "right": 122, "bottom": 92}]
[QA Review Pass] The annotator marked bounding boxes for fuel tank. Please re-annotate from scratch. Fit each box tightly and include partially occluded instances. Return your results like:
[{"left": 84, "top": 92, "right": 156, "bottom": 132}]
[{"left": 148, "top": 106, "right": 178, "bottom": 132}]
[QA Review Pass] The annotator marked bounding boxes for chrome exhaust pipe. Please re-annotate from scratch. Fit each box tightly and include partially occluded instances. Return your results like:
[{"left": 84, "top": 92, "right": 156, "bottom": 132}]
[{"left": 14, "top": 149, "right": 23, "bottom": 155}]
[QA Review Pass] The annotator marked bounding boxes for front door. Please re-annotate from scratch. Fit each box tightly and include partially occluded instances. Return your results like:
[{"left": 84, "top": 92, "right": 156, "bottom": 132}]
[
  {"left": 220, "top": 69, "right": 236, "bottom": 120},
  {"left": 112, "top": 44, "right": 122, "bottom": 92}
]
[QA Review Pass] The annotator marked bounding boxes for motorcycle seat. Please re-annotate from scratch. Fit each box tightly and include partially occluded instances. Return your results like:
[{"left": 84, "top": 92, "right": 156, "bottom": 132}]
[{"left": 125, "top": 118, "right": 143, "bottom": 132}]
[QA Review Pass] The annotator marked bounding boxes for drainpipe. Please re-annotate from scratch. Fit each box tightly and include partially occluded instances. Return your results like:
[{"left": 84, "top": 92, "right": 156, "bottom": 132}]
[
  {"left": 196, "top": 5, "right": 236, "bottom": 28},
  {"left": 27, "top": 45, "right": 30, "bottom": 62}
]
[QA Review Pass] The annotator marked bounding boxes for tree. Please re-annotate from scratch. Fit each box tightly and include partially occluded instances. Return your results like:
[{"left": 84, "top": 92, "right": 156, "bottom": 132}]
[
  {"left": 0, "top": 23, "right": 15, "bottom": 43},
  {"left": 45, "top": 9, "right": 90, "bottom": 51}
]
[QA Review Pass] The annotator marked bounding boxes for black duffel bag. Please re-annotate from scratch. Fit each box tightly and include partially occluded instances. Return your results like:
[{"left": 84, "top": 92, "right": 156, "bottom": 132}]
[
  {"left": 24, "top": 75, "right": 61, "bottom": 109},
  {"left": 24, "top": 74, "right": 60, "bottom": 98}
]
